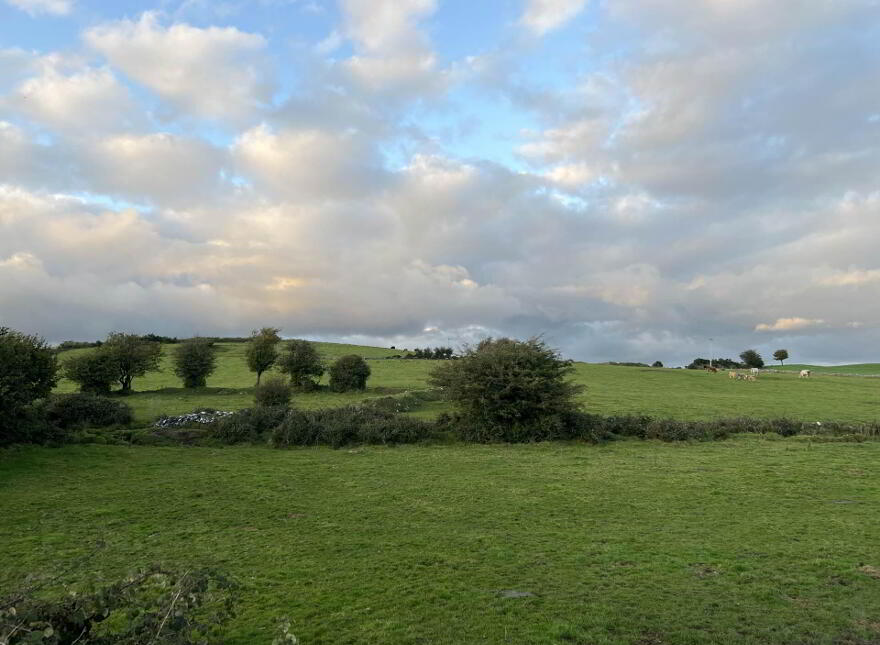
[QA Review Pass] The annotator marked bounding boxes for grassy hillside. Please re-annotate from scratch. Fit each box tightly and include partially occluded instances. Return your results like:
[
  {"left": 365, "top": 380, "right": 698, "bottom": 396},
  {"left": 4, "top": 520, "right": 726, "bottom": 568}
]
[
  {"left": 772, "top": 363, "right": 880, "bottom": 376},
  {"left": 55, "top": 343, "right": 880, "bottom": 424},
  {"left": 3, "top": 439, "right": 879, "bottom": 644}
]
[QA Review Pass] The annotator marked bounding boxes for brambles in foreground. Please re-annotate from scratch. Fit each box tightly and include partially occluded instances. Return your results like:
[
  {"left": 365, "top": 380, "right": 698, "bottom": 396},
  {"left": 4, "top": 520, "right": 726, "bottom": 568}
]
[
  {"left": 774, "top": 348, "right": 789, "bottom": 365},
  {"left": 278, "top": 339, "right": 324, "bottom": 390},
  {"left": 254, "top": 376, "right": 293, "bottom": 407},
  {"left": 0, "top": 564, "right": 237, "bottom": 645},
  {"left": 0, "top": 327, "right": 59, "bottom": 446},
  {"left": 246, "top": 328, "right": 282, "bottom": 385},
  {"left": 328, "top": 355, "right": 371, "bottom": 392},
  {"left": 429, "top": 337, "right": 584, "bottom": 443},
  {"left": 739, "top": 349, "right": 765, "bottom": 369},
  {"left": 173, "top": 337, "right": 218, "bottom": 388}
]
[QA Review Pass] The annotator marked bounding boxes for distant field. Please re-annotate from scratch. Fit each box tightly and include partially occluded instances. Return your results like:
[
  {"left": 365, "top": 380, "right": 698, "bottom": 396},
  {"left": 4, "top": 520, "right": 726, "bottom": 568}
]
[
  {"left": 55, "top": 343, "right": 880, "bottom": 425},
  {"left": 772, "top": 363, "right": 880, "bottom": 376},
  {"left": 3, "top": 439, "right": 879, "bottom": 644}
]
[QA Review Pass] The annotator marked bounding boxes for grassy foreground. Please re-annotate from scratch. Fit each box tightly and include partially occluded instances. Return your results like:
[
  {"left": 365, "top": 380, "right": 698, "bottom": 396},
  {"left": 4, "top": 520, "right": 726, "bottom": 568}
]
[
  {"left": 2, "top": 439, "right": 879, "bottom": 644},
  {"left": 54, "top": 343, "right": 880, "bottom": 425}
]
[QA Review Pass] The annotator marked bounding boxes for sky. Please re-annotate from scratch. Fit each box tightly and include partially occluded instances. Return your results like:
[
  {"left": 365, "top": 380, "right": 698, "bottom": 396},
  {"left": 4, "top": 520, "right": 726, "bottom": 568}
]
[{"left": 1, "top": 0, "right": 879, "bottom": 366}]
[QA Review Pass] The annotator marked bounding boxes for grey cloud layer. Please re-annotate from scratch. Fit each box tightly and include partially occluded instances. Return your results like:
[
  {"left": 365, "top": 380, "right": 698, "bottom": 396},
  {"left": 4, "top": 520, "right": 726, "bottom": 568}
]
[{"left": 1, "top": 1, "right": 879, "bottom": 366}]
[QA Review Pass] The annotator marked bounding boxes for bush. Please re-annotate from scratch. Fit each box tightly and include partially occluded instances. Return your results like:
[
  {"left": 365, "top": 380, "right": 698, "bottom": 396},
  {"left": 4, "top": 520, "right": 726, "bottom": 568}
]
[
  {"left": 278, "top": 339, "right": 324, "bottom": 389},
  {"left": 0, "top": 564, "right": 237, "bottom": 645},
  {"left": 429, "top": 337, "right": 584, "bottom": 443},
  {"left": 173, "top": 337, "right": 218, "bottom": 388},
  {"left": 328, "top": 355, "right": 371, "bottom": 392},
  {"left": 271, "top": 405, "right": 432, "bottom": 448},
  {"left": 45, "top": 393, "right": 133, "bottom": 430},
  {"left": 0, "top": 327, "right": 59, "bottom": 446},
  {"left": 62, "top": 351, "right": 117, "bottom": 394},
  {"left": 213, "top": 406, "right": 289, "bottom": 444},
  {"left": 652, "top": 361, "right": 663, "bottom": 368},
  {"left": 254, "top": 376, "right": 292, "bottom": 407}
]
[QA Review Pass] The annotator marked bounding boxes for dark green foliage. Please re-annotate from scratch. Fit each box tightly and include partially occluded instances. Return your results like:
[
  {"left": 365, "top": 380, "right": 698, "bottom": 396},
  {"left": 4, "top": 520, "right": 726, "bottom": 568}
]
[
  {"left": 271, "top": 405, "right": 432, "bottom": 448},
  {"left": 0, "top": 327, "right": 59, "bottom": 445},
  {"left": 773, "top": 349, "right": 789, "bottom": 365},
  {"left": 686, "top": 357, "right": 744, "bottom": 369},
  {"left": 56, "top": 340, "right": 102, "bottom": 352},
  {"left": 328, "top": 355, "right": 371, "bottom": 392},
  {"left": 406, "top": 347, "right": 454, "bottom": 359},
  {"left": 102, "top": 333, "right": 163, "bottom": 393},
  {"left": 605, "top": 362, "right": 649, "bottom": 367},
  {"left": 652, "top": 361, "right": 663, "bottom": 368},
  {"left": 245, "top": 328, "right": 281, "bottom": 385},
  {"left": 278, "top": 339, "right": 324, "bottom": 389},
  {"left": 0, "top": 564, "right": 237, "bottom": 644},
  {"left": 739, "top": 349, "right": 765, "bottom": 369},
  {"left": 141, "top": 333, "right": 179, "bottom": 344},
  {"left": 45, "top": 394, "right": 133, "bottom": 430},
  {"left": 173, "top": 337, "right": 218, "bottom": 388},
  {"left": 213, "top": 406, "right": 288, "bottom": 444},
  {"left": 62, "top": 352, "right": 117, "bottom": 394},
  {"left": 429, "top": 337, "right": 584, "bottom": 442},
  {"left": 253, "top": 376, "right": 292, "bottom": 407}
]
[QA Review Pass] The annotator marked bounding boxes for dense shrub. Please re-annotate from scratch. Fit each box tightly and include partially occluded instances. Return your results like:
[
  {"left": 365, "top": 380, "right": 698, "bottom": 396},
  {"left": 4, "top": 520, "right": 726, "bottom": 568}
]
[
  {"left": 245, "top": 327, "right": 281, "bottom": 385},
  {"left": 686, "top": 357, "right": 743, "bottom": 370},
  {"left": 278, "top": 339, "right": 324, "bottom": 389},
  {"left": 56, "top": 340, "right": 102, "bottom": 351},
  {"left": 328, "top": 355, "right": 371, "bottom": 392},
  {"left": 0, "top": 327, "right": 59, "bottom": 446},
  {"left": 0, "top": 564, "right": 237, "bottom": 644},
  {"left": 739, "top": 349, "right": 765, "bottom": 369},
  {"left": 102, "top": 332, "right": 163, "bottom": 393},
  {"left": 213, "top": 406, "right": 289, "bottom": 444},
  {"left": 173, "top": 337, "right": 218, "bottom": 388},
  {"left": 254, "top": 376, "right": 292, "bottom": 407},
  {"left": 62, "top": 351, "right": 117, "bottom": 394},
  {"left": 45, "top": 393, "right": 133, "bottom": 430},
  {"left": 430, "top": 337, "right": 584, "bottom": 443},
  {"left": 652, "top": 361, "right": 663, "bottom": 368},
  {"left": 271, "top": 405, "right": 432, "bottom": 448}
]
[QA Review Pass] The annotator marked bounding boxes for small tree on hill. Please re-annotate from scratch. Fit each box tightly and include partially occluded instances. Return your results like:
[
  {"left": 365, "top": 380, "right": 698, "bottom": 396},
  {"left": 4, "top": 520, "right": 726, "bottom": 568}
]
[
  {"left": 429, "top": 337, "right": 583, "bottom": 441},
  {"left": 652, "top": 361, "right": 663, "bottom": 368},
  {"left": 739, "top": 349, "right": 764, "bottom": 369},
  {"left": 773, "top": 349, "right": 789, "bottom": 366},
  {"left": 173, "top": 337, "right": 218, "bottom": 388},
  {"left": 328, "top": 355, "right": 371, "bottom": 392},
  {"left": 278, "top": 339, "right": 324, "bottom": 390},
  {"left": 63, "top": 351, "right": 117, "bottom": 394},
  {"left": 246, "top": 327, "right": 281, "bottom": 385},
  {"left": 0, "top": 327, "right": 58, "bottom": 444},
  {"left": 103, "top": 332, "right": 163, "bottom": 393}
]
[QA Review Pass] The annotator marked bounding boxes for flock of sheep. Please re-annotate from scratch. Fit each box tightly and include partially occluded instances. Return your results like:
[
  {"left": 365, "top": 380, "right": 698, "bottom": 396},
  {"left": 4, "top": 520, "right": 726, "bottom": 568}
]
[{"left": 704, "top": 367, "right": 813, "bottom": 382}]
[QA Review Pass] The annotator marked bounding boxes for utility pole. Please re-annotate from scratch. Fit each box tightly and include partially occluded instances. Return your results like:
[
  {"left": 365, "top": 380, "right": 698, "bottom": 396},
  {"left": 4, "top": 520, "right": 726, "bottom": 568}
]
[{"left": 709, "top": 338, "right": 714, "bottom": 368}]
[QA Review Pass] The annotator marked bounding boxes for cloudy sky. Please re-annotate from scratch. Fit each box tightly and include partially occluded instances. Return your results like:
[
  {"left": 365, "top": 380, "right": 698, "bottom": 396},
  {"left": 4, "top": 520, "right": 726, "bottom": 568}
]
[{"left": 1, "top": 0, "right": 879, "bottom": 365}]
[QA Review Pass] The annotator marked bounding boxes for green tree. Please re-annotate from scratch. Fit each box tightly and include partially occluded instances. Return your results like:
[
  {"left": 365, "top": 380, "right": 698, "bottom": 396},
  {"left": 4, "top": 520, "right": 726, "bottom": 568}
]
[
  {"left": 173, "top": 337, "right": 218, "bottom": 388},
  {"left": 63, "top": 350, "right": 117, "bottom": 394},
  {"left": 278, "top": 339, "right": 324, "bottom": 389},
  {"left": 328, "top": 355, "right": 371, "bottom": 392},
  {"left": 0, "top": 327, "right": 59, "bottom": 443},
  {"left": 429, "top": 337, "right": 583, "bottom": 440},
  {"left": 254, "top": 375, "right": 292, "bottom": 407},
  {"left": 103, "top": 332, "right": 163, "bottom": 393},
  {"left": 739, "top": 349, "right": 765, "bottom": 369},
  {"left": 773, "top": 349, "right": 789, "bottom": 366},
  {"left": 246, "top": 327, "right": 281, "bottom": 385}
]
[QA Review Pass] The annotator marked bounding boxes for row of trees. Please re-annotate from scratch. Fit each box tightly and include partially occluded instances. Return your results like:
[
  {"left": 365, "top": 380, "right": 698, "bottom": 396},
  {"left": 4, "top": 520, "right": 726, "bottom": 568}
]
[
  {"left": 60, "top": 329, "right": 371, "bottom": 395},
  {"left": 687, "top": 348, "right": 790, "bottom": 370},
  {"left": 404, "top": 347, "right": 455, "bottom": 360}
]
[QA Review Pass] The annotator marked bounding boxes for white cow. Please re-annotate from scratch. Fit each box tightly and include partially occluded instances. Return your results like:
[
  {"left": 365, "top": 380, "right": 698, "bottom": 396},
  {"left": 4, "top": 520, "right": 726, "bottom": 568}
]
[
  {"left": 750, "top": 368, "right": 760, "bottom": 375},
  {"left": 799, "top": 369, "right": 812, "bottom": 378}
]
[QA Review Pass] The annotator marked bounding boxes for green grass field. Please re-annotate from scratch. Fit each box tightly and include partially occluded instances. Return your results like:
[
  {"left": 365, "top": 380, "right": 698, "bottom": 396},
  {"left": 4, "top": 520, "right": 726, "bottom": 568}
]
[
  {"left": 2, "top": 439, "right": 880, "bottom": 644},
  {"left": 773, "top": 363, "right": 880, "bottom": 376},
  {"left": 55, "top": 344, "right": 880, "bottom": 425}
]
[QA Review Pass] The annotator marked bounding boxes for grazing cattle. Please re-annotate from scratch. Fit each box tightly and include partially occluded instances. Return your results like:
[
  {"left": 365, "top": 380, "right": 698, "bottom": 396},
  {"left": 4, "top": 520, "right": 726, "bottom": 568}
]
[
  {"left": 799, "top": 369, "right": 812, "bottom": 378},
  {"left": 706, "top": 366, "right": 718, "bottom": 373},
  {"left": 750, "top": 368, "right": 760, "bottom": 375},
  {"left": 728, "top": 371, "right": 737, "bottom": 379},
  {"left": 746, "top": 374, "right": 757, "bottom": 382}
]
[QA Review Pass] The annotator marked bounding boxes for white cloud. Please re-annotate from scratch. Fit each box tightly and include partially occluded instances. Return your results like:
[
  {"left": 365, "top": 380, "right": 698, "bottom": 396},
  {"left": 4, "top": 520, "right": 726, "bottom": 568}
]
[
  {"left": 520, "top": 0, "right": 588, "bottom": 36},
  {"left": 819, "top": 269, "right": 880, "bottom": 287},
  {"left": 85, "top": 12, "right": 273, "bottom": 122},
  {"left": 755, "top": 318, "right": 826, "bottom": 332},
  {"left": 4, "top": 0, "right": 72, "bottom": 16}
]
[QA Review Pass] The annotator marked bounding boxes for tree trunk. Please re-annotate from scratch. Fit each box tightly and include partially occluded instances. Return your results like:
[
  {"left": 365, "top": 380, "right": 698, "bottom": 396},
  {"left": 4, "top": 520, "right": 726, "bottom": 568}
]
[{"left": 256, "top": 370, "right": 262, "bottom": 386}]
